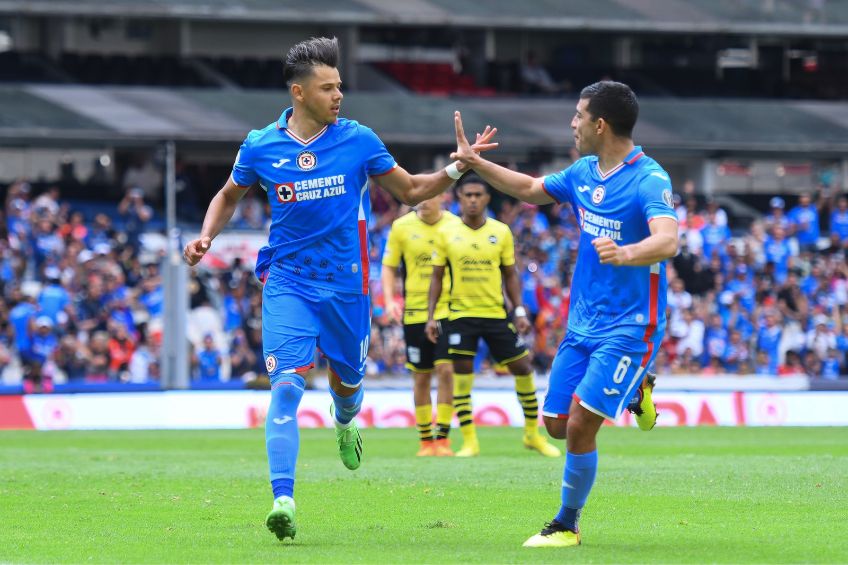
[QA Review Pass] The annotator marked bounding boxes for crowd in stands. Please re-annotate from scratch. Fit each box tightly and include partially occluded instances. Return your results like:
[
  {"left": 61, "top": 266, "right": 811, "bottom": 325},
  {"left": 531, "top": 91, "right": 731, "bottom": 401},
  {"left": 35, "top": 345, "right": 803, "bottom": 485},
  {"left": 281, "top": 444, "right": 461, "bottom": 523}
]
[{"left": 2, "top": 166, "right": 848, "bottom": 392}]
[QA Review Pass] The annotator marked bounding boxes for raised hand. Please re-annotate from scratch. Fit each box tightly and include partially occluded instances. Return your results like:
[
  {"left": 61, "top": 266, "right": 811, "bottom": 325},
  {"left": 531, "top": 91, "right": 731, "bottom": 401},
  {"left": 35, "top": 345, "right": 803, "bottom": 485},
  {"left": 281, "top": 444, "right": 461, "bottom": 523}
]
[{"left": 452, "top": 111, "right": 497, "bottom": 168}]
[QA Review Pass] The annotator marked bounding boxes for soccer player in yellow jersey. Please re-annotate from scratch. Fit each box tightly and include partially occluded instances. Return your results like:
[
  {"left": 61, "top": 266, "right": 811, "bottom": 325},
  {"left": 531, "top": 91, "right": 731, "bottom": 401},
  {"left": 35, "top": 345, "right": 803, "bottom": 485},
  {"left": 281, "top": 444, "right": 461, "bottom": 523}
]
[
  {"left": 426, "top": 175, "right": 560, "bottom": 458},
  {"left": 382, "top": 195, "right": 460, "bottom": 457}
]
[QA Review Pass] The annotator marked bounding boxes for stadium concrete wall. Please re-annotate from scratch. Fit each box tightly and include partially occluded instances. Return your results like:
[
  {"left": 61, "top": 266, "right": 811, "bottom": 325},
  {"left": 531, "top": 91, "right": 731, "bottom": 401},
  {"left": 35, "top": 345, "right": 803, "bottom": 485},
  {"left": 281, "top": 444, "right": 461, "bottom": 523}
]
[{"left": 1, "top": 390, "right": 847, "bottom": 430}]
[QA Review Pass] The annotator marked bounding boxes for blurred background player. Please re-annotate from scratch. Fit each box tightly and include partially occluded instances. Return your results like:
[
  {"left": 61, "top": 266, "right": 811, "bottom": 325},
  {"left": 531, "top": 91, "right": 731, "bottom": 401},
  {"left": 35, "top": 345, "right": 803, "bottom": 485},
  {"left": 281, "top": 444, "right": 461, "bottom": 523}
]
[
  {"left": 382, "top": 194, "right": 459, "bottom": 456},
  {"left": 183, "top": 37, "right": 497, "bottom": 542},
  {"left": 426, "top": 175, "right": 560, "bottom": 458},
  {"left": 450, "top": 81, "right": 676, "bottom": 548}
]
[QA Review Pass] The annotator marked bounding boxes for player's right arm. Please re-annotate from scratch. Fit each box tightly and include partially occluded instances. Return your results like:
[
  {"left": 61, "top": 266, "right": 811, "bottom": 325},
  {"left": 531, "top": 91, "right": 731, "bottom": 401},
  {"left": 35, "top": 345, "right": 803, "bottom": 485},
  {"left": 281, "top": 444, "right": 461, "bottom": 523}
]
[
  {"left": 425, "top": 265, "right": 445, "bottom": 344},
  {"left": 185, "top": 137, "right": 257, "bottom": 266},
  {"left": 380, "top": 224, "right": 404, "bottom": 324},
  {"left": 451, "top": 111, "right": 554, "bottom": 205},
  {"left": 184, "top": 177, "right": 250, "bottom": 266},
  {"left": 425, "top": 229, "right": 448, "bottom": 343}
]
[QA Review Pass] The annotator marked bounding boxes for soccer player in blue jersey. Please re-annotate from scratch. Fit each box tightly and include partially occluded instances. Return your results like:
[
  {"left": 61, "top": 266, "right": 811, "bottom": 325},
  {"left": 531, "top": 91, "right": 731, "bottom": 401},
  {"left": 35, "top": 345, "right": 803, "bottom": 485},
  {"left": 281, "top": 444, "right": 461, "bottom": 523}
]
[
  {"left": 183, "top": 37, "right": 497, "bottom": 541},
  {"left": 451, "top": 81, "right": 679, "bottom": 548}
]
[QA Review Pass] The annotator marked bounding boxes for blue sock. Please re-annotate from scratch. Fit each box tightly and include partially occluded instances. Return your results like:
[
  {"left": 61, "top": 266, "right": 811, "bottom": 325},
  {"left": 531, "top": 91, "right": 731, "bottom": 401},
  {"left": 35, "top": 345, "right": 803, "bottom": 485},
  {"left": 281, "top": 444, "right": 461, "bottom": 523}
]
[
  {"left": 271, "top": 478, "right": 294, "bottom": 499},
  {"left": 329, "top": 384, "right": 363, "bottom": 425},
  {"left": 266, "top": 375, "right": 305, "bottom": 500},
  {"left": 554, "top": 450, "right": 598, "bottom": 532}
]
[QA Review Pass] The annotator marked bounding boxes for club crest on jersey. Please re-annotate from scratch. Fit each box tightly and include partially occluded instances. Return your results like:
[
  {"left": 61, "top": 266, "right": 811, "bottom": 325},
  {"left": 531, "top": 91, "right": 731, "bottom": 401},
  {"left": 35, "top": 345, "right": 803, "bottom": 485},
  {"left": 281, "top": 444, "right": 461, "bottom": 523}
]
[
  {"left": 488, "top": 235, "right": 498, "bottom": 244},
  {"left": 296, "top": 150, "right": 317, "bottom": 171},
  {"left": 265, "top": 354, "right": 277, "bottom": 373},
  {"left": 592, "top": 185, "right": 606, "bottom": 205},
  {"left": 663, "top": 189, "right": 674, "bottom": 208},
  {"left": 275, "top": 182, "right": 297, "bottom": 203}
]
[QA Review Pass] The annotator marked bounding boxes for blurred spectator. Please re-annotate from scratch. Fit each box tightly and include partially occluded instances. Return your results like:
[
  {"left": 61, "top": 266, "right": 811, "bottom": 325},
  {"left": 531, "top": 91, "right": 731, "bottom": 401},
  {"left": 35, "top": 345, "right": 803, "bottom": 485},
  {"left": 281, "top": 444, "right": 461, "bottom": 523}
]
[
  {"left": 830, "top": 196, "right": 848, "bottom": 243},
  {"left": 22, "top": 316, "right": 57, "bottom": 393},
  {"left": 520, "top": 51, "right": 565, "bottom": 95},
  {"left": 806, "top": 314, "right": 836, "bottom": 360},
  {"left": 765, "top": 196, "right": 790, "bottom": 232},
  {"left": 107, "top": 322, "right": 135, "bottom": 380},
  {"left": 122, "top": 155, "right": 163, "bottom": 204},
  {"left": 53, "top": 335, "right": 89, "bottom": 382},
  {"left": 788, "top": 192, "right": 822, "bottom": 251},
  {"left": 229, "top": 328, "right": 257, "bottom": 380},
  {"left": 764, "top": 225, "right": 794, "bottom": 283},
  {"left": 129, "top": 325, "right": 159, "bottom": 383},
  {"left": 118, "top": 188, "right": 153, "bottom": 252},
  {"left": 821, "top": 348, "right": 841, "bottom": 380},
  {"left": 195, "top": 333, "right": 222, "bottom": 381}
]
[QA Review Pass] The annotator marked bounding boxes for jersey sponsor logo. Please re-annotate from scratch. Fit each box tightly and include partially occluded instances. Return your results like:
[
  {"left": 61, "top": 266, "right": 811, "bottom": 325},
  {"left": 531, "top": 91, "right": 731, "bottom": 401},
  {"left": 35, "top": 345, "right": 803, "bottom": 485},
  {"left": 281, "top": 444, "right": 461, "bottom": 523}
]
[
  {"left": 296, "top": 150, "right": 317, "bottom": 171},
  {"left": 414, "top": 252, "right": 432, "bottom": 267},
  {"left": 272, "top": 158, "right": 291, "bottom": 168},
  {"left": 577, "top": 184, "right": 592, "bottom": 193},
  {"left": 265, "top": 354, "right": 277, "bottom": 373},
  {"left": 592, "top": 185, "right": 606, "bottom": 205},
  {"left": 276, "top": 182, "right": 297, "bottom": 203},
  {"left": 578, "top": 208, "right": 623, "bottom": 241},
  {"left": 662, "top": 189, "right": 674, "bottom": 208},
  {"left": 459, "top": 256, "right": 493, "bottom": 266},
  {"left": 275, "top": 175, "right": 348, "bottom": 203}
]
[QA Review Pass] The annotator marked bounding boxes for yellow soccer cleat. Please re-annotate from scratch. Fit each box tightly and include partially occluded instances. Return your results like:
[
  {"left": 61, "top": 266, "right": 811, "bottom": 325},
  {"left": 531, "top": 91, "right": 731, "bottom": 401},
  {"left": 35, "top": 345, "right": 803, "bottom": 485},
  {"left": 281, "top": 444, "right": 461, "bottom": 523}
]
[
  {"left": 455, "top": 439, "right": 480, "bottom": 457},
  {"left": 432, "top": 438, "right": 454, "bottom": 457},
  {"left": 523, "top": 521, "right": 581, "bottom": 548},
  {"left": 523, "top": 433, "right": 562, "bottom": 458},
  {"left": 416, "top": 441, "right": 436, "bottom": 457},
  {"left": 627, "top": 372, "right": 658, "bottom": 431}
]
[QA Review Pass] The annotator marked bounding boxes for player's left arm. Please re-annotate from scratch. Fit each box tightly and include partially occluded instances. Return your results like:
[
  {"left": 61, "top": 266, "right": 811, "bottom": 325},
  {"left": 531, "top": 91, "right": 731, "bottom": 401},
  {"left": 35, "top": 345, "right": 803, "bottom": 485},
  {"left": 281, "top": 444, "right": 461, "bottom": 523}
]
[
  {"left": 594, "top": 170, "right": 679, "bottom": 266},
  {"left": 374, "top": 127, "right": 498, "bottom": 206},
  {"left": 593, "top": 217, "right": 678, "bottom": 266},
  {"left": 501, "top": 264, "right": 530, "bottom": 334}
]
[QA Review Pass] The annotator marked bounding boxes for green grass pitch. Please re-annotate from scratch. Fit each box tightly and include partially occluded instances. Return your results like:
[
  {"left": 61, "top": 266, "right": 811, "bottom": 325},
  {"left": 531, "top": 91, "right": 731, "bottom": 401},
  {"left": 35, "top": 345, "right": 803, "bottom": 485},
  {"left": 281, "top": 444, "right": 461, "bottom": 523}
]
[{"left": 1, "top": 426, "right": 847, "bottom": 564}]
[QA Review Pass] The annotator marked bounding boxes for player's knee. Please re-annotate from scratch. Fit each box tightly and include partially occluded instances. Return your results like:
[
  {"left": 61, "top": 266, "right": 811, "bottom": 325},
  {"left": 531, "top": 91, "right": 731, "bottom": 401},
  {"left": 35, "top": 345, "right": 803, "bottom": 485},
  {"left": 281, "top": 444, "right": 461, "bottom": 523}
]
[
  {"left": 508, "top": 357, "right": 531, "bottom": 375},
  {"left": 543, "top": 416, "right": 568, "bottom": 439},
  {"left": 452, "top": 359, "right": 473, "bottom": 374}
]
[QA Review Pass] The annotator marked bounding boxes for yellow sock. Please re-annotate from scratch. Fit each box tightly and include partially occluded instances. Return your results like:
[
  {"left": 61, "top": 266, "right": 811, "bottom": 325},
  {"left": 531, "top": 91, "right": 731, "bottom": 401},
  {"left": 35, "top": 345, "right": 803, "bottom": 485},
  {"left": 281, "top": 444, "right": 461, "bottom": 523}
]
[
  {"left": 515, "top": 374, "right": 540, "bottom": 436},
  {"left": 453, "top": 373, "right": 477, "bottom": 444},
  {"left": 415, "top": 404, "right": 433, "bottom": 442},
  {"left": 435, "top": 403, "right": 452, "bottom": 440}
]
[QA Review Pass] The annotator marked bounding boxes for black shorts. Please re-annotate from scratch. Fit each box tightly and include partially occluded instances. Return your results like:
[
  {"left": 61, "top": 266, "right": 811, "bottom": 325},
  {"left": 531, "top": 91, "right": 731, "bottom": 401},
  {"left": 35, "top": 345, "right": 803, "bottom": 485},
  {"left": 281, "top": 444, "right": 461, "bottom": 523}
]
[
  {"left": 403, "top": 320, "right": 451, "bottom": 372},
  {"left": 446, "top": 316, "right": 529, "bottom": 364}
]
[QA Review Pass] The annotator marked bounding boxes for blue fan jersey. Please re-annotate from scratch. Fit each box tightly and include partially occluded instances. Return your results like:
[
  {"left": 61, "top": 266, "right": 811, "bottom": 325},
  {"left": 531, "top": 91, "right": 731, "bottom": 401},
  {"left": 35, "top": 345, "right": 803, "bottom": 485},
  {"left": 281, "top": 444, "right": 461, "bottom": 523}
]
[
  {"left": 231, "top": 107, "right": 397, "bottom": 295},
  {"left": 542, "top": 146, "right": 677, "bottom": 342}
]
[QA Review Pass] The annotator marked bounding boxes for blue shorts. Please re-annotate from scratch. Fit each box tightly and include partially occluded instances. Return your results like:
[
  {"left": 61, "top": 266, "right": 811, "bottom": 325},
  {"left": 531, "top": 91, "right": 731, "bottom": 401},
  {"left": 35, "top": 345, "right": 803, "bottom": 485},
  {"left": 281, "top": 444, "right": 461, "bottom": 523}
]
[
  {"left": 262, "top": 272, "right": 370, "bottom": 388},
  {"left": 543, "top": 329, "right": 662, "bottom": 421}
]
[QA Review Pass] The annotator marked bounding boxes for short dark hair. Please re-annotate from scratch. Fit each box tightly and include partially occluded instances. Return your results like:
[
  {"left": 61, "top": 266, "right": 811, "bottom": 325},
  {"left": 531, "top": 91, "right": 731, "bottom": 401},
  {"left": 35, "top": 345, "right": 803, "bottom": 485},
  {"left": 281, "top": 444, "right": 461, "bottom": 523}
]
[
  {"left": 283, "top": 37, "right": 340, "bottom": 87},
  {"left": 579, "top": 81, "right": 639, "bottom": 138},
  {"left": 456, "top": 174, "right": 490, "bottom": 195}
]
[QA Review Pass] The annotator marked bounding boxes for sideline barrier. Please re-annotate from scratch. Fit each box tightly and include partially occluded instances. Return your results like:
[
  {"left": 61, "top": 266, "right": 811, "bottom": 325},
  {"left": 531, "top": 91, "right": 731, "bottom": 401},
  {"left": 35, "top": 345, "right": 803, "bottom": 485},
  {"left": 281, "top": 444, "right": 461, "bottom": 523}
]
[{"left": 2, "top": 390, "right": 847, "bottom": 430}]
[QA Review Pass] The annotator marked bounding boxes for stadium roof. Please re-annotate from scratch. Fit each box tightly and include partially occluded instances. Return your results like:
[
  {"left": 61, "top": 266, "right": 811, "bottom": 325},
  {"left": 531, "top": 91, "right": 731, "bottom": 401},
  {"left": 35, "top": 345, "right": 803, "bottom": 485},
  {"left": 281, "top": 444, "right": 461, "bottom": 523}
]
[
  {"left": 4, "top": 85, "right": 848, "bottom": 155},
  {"left": 3, "top": 0, "right": 848, "bottom": 36}
]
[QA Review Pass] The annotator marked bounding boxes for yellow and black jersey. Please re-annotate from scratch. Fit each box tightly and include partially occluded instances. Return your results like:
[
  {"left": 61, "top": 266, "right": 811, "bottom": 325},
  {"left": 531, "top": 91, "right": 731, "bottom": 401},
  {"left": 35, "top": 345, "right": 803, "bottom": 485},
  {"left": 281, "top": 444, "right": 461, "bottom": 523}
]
[
  {"left": 383, "top": 211, "right": 460, "bottom": 325},
  {"left": 432, "top": 218, "right": 515, "bottom": 320}
]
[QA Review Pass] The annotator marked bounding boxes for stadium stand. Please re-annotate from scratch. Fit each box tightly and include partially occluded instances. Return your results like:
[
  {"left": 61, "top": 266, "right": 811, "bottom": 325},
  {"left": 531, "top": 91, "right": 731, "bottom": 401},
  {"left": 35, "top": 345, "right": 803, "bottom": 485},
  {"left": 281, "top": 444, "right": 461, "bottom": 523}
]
[{"left": 1, "top": 0, "right": 847, "bottom": 393}]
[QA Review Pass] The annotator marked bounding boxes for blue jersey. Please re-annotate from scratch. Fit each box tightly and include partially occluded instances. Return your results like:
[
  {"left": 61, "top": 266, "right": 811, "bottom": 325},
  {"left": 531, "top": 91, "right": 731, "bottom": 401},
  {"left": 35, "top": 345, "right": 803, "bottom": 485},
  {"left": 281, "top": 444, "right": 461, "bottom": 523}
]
[
  {"left": 231, "top": 107, "right": 397, "bottom": 295},
  {"left": 543, "top": 146, "right": 676, "bottom": 341},
  {"left": 830, "top": 209, "right": 848, "bottom": 241},
  {"left": 788, "top": 204, "right": 820, "bottom": 245}
]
